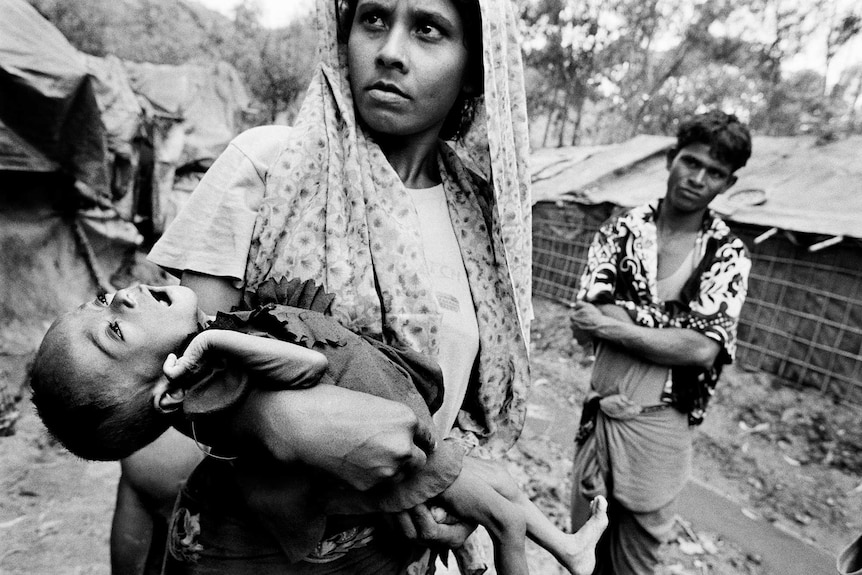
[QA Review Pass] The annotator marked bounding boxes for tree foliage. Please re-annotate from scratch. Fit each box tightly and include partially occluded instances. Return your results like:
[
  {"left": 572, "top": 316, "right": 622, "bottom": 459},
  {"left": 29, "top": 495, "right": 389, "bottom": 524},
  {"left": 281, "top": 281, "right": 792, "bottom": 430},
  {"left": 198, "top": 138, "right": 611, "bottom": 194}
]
[
  {"left": 221, "top": 1, "right": 317, "bottom": 123},
  {"left": 518, "top": 0, "right": 862, "bottom": 146},
  {"left": 24, "top": 0, "right": 862, "bottom": 144}
]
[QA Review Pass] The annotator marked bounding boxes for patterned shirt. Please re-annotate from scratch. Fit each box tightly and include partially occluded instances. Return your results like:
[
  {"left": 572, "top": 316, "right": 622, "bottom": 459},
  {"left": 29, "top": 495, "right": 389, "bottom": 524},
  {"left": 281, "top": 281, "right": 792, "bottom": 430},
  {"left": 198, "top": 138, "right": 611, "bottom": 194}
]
[{"left": 578, "top": 201, "right": 751, "bottom": 424}]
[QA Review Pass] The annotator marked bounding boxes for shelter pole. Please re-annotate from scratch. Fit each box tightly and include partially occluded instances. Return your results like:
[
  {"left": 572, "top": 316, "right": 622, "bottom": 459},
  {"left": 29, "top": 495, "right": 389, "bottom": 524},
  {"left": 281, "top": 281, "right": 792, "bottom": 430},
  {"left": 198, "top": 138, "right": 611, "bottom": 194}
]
[
  {"left": 808, "top": 236, "right": 844, "bottom": 253},
  {"left": 753, "top": 227, "right": 778, "bottom": 244}
]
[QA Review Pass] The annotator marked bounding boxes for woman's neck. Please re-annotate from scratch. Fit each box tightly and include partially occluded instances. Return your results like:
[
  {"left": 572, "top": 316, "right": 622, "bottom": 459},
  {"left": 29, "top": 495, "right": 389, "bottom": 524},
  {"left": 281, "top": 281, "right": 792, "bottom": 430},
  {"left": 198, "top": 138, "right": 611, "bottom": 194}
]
[{"left": 375, "top": 131, "right": 441, "bottom": 189}]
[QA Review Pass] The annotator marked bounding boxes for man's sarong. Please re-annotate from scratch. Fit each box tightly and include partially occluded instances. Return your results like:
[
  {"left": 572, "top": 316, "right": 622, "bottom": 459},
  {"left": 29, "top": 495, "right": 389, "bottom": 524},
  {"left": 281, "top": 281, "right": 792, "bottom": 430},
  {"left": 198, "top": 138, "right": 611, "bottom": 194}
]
[{"left": 571, "top": 342, "right": 693, "bottom": 575}]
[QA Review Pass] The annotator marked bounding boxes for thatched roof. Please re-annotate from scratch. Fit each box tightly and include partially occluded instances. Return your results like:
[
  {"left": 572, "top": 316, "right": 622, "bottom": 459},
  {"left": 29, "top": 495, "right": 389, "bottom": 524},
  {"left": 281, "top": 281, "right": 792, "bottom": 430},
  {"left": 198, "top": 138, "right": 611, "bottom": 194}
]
[{"left": 531, "top": 134, "right": 862, "bottom": 240}]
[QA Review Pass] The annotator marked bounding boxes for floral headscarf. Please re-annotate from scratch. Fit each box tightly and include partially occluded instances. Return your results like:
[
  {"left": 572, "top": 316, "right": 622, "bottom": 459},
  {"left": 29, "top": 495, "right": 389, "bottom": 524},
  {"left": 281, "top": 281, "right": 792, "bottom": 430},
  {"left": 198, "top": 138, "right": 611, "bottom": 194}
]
[{"left": 244, "top": 0, "right": 532, "bottom": 455}]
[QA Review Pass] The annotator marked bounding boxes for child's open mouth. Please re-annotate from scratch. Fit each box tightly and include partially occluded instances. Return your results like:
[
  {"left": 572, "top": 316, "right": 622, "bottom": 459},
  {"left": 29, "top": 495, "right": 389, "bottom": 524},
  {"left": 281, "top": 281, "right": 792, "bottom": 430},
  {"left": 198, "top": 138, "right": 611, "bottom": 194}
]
[{"left": 149, "top": 287, "right": 172, "bottom": 307}]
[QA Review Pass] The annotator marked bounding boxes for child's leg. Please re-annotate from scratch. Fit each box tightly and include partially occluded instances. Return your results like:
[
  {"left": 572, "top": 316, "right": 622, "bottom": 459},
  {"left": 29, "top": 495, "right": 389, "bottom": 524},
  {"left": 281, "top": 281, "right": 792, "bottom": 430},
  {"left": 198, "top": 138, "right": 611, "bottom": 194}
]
[
  {"left": 524, "top": 495, "right": 608, "bottom": 575},
  {"left": 461, "top": 457, "right": 608, "bottom": 575},
  {"left": 436, "top": 465, "right": 529, "bottom": 575}
]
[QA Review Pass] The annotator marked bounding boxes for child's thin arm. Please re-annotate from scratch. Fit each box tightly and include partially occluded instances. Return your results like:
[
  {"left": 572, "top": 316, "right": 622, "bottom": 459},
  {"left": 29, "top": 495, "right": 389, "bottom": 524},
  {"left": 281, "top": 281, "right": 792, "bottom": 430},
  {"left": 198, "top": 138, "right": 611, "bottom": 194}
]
[
  {"left": 110, "top": 473, "right": 154, "bottom": 575},
  {"left": 163, "top": 329, "right": 328, "bottom": 388}
]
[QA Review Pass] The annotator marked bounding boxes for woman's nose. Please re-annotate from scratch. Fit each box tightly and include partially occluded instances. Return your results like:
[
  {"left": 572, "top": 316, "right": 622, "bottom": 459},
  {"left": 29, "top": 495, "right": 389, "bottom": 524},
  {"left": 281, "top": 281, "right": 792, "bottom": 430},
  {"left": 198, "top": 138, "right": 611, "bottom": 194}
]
[{"left": 376, "top": 28, "right": 408, "bottom": 71}]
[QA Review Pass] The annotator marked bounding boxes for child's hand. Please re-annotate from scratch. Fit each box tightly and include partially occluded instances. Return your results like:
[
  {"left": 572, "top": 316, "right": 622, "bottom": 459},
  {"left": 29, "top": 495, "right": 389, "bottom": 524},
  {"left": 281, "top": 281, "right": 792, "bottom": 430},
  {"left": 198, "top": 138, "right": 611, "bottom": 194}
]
[
  {"left": 163, "top": 330, "right": 328, "bottom": 389},
  {"left": 162, "top": 332, "right": 214, "bottom": 382},
  {"left": 163, "top": 353, "right": 198, "bottom": 382}
]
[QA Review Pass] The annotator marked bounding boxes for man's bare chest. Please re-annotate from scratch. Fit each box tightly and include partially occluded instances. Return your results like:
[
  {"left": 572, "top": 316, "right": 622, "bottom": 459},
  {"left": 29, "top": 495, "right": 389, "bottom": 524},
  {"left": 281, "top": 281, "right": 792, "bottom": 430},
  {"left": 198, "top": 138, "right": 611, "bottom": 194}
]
[{"left": 657, "top": 233, "right": 699, "bottom": 281}]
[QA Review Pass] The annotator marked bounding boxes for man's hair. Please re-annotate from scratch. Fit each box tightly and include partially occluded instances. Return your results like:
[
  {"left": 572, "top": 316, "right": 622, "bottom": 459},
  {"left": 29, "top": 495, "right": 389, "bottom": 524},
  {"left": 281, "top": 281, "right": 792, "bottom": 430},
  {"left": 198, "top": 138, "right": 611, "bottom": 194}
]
[
  {"left": 674, "top": 110, "right": 752, "bottom": 173},
  {"left": 29, "top": 316, "right": 169, "bottom": 461},
  {"left": 336, "top": 0, "right": 483, "bottom": 141}
]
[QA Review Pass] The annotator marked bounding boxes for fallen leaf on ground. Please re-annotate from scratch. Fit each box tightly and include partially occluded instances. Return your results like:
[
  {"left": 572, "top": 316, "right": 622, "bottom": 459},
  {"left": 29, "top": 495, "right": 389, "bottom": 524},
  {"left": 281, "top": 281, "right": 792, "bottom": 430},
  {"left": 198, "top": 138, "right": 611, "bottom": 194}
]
[
  {"left": 793, "top": 512, "right": 812, "bottom": 525},
  {"left": 783, "top": 454, "right": 801, "bottom": 466},
  {"left": 0, "top": 516, "right": 26, "bottom": 529},
  {"left": 698, "top": 535, "right": 719, "bottom": 555},
  {"left": 679, "top": 540, "right": 705, "bottom": 555}
]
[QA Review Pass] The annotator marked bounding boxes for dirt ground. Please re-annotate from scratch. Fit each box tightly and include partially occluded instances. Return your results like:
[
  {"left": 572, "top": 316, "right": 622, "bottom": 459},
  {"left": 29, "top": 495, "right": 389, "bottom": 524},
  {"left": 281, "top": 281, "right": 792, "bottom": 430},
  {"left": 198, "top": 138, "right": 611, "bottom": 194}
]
[{"left": 1, "top": 294, "right": 859, "bottom": 574}]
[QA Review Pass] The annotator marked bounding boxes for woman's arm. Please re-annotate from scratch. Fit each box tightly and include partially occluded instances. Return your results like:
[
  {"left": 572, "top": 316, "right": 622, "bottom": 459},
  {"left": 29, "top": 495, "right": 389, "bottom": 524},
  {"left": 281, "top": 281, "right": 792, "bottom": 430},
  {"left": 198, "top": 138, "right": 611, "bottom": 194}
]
[
  {"left": 180, "top": 270, "right": 435, "bottom": 490},
  {"left": 181, "top": 270, "right": 242, "bottom": 315},
  {"left": 231, "top": 386, "right": 434, "bottom": 491}
]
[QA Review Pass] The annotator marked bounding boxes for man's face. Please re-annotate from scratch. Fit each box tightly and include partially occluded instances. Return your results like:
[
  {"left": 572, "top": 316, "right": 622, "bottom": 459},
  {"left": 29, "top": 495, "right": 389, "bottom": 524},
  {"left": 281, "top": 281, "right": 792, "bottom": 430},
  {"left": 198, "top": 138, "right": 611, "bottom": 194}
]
[
  {"left": 665, "top": 142, "right": 737, "bottom": 214},
  {"left": 65, "top": 285, "right": 201, "bottom": 383}
]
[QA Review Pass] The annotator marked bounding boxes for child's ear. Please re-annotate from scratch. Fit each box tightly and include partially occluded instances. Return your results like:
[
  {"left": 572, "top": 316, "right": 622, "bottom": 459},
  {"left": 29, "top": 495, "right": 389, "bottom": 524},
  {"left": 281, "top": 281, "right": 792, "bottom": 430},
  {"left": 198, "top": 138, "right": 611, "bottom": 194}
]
[{"left": 152, "top": 375, "right": 185, "bottom": 414}]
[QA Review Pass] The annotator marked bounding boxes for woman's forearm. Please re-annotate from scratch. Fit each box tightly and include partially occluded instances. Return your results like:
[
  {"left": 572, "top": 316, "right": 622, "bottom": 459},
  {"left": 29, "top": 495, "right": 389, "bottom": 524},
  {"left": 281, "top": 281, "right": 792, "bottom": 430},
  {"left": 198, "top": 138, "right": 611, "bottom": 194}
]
[
  {"left": 232, "top": 385, "right": 434, "bottom": 491},
  {"left": 181, "top": 271, "right": 242, "bottom": 315}
]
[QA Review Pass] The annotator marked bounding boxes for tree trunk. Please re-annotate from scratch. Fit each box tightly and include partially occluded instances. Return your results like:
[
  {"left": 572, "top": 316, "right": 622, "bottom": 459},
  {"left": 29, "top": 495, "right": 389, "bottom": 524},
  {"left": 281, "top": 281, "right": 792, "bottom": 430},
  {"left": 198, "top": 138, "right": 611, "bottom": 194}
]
[
  {"left": 541, "top": 88, "right": 561, "bottom": 148},
  {"left": 556, "top": 87, "right": 574, "bottom": 148},
  {"left": 570, "top": 93, "right": 585, "bottom": 146}
]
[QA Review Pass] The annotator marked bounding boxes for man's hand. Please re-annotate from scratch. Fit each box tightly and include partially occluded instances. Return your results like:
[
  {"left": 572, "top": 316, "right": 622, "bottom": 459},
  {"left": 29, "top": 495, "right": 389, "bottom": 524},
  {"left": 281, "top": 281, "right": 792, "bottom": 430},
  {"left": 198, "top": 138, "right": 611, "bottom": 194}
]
[
  {"left": 570, "top": 301, "right": 613, "bottom": 340},
  {"left": 235, "top": 385, "right": 435, "bottom": 491}
]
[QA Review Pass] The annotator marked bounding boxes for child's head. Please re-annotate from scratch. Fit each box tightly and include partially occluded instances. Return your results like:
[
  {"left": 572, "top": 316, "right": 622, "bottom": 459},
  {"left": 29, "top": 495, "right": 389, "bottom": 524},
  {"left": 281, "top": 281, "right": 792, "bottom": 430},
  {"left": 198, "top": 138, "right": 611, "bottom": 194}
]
[{"left": 30, "top": 285, "right": 203, "bottom": 461}]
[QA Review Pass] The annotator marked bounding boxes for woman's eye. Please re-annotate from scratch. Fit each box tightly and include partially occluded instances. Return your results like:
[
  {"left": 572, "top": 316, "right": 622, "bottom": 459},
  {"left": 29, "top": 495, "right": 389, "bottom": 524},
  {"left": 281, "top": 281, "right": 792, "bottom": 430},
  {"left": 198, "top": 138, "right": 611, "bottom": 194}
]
[
  {"left": 109, "top": 321, "right": 123, "bottom": 340},
  {"left": 359, "top": 12, "right": 385, "bottom": 28},
  {"left": 97, "top": 293, "right": 108, "bottom": 305},
  {"left": 416, "top": 23, "right": 444, "bottom": 39}
]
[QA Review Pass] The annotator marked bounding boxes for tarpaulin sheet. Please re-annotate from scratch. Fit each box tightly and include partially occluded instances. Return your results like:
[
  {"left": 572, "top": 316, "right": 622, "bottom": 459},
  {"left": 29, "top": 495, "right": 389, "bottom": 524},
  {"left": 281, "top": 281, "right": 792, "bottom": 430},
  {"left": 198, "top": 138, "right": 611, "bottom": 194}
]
[
  {"left": 532, "top": 135, "right": 862, "bottom": 240},
  {"left": 124, "top": 60, "right": 252, "bottom": 166},
  {"left": 0, "top": 0, "right": 109, "bottom": 196}
]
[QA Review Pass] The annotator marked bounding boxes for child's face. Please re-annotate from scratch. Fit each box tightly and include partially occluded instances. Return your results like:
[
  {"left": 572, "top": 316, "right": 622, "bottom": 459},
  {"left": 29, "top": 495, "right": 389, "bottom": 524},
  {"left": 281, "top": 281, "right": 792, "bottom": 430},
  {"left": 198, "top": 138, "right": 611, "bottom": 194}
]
[{"left": 66, "top": 285, "right": 201, "bottom": 383}]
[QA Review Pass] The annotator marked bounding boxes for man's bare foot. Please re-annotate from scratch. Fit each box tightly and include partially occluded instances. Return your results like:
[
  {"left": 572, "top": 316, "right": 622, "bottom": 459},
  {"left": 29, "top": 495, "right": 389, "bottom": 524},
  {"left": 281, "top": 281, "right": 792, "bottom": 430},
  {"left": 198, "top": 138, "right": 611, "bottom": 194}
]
[{"left": 558, "top": 495, "right": 608, "bottom": 575}]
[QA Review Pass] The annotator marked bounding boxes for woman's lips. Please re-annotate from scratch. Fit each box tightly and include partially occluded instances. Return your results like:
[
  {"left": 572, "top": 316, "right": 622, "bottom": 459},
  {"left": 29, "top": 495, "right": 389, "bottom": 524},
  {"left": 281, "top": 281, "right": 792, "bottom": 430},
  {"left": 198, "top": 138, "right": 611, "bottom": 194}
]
[{"left": 367, "top": 81, "right": 409, "bottom": 101}]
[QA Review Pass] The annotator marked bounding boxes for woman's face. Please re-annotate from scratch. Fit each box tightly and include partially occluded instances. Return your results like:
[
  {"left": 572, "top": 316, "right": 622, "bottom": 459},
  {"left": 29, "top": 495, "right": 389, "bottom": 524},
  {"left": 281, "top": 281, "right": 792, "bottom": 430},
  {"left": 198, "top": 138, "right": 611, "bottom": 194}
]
[{"left": 347, "top": 0, "right": 472, "bottom": 141}]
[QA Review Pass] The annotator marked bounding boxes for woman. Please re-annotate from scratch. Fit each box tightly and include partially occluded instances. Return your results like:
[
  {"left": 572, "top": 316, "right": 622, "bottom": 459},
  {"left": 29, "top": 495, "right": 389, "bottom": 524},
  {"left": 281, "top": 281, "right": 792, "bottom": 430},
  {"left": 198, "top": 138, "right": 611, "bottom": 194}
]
[{"left": 136, "top": 0, "right": 535, "bottom": 572}]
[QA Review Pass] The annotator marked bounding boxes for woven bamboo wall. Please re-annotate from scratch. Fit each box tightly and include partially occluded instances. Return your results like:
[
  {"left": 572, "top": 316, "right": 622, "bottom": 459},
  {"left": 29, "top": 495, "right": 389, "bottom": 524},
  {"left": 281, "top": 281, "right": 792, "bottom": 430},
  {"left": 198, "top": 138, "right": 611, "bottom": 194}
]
[
  {"left": 731, "top": 225, "right": 862, "bottom": 403},
  {"left": 532, "top": 200, "right": 862, "bottom": 404},
  {"left": 532, "top": 199, "right": 613, "bottom": 305}
]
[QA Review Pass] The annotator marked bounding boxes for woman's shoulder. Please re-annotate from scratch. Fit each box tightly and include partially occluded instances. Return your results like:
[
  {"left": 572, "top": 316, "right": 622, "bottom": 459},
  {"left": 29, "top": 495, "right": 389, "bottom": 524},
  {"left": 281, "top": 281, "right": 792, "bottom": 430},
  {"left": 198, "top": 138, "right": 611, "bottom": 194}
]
[{"left": 228, "top": 124, "right": 299, "bottom": 165}]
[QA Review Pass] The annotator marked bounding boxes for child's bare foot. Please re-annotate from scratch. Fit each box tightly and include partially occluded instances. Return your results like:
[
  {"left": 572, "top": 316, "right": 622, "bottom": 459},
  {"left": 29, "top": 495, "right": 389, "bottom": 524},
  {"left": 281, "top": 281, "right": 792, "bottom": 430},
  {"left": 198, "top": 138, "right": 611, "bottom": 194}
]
[{"left": 559, "top": 495, "right": 608, "bottom": 575}]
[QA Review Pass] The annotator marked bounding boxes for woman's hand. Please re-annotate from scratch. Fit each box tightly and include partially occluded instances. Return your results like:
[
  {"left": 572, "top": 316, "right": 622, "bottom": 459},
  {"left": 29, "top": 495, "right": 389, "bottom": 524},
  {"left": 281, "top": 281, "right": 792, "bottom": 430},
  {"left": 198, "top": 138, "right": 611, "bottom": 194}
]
[
  {"left": 393, "top": 503, "right": 476, "bottom": 549},
  {"left": 234, "top": 385, "right": 435, "bottom": 491}
]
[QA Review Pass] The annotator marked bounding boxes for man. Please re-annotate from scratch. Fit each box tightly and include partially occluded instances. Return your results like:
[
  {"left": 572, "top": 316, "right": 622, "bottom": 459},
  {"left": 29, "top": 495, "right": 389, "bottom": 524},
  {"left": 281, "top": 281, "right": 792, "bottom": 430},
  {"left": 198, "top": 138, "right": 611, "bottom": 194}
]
[{"left": 569, "top": 110, "right": 752, "bottom": 574}]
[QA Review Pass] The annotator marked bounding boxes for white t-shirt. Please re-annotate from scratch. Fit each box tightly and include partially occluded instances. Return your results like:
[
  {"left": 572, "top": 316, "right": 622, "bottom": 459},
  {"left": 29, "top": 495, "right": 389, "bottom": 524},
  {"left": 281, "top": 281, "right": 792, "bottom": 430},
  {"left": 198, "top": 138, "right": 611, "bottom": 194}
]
[{"left": 406, "top": 185, "right": 480, "bottom": 437}]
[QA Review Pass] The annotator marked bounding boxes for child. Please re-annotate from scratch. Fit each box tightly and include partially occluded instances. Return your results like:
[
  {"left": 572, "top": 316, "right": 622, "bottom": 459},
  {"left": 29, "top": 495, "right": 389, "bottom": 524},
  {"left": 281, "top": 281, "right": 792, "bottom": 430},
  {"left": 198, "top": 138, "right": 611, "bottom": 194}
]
[{"left": 30, "top": 278, "right": 608, "bottom": 575}]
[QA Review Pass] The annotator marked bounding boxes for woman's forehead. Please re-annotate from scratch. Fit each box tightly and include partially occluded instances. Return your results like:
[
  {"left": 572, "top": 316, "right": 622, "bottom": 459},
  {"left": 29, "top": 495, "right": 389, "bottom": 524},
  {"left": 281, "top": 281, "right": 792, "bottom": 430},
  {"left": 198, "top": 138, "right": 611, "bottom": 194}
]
[{"left": 355, "top": 0, "right": 462, "bottom": 14}]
